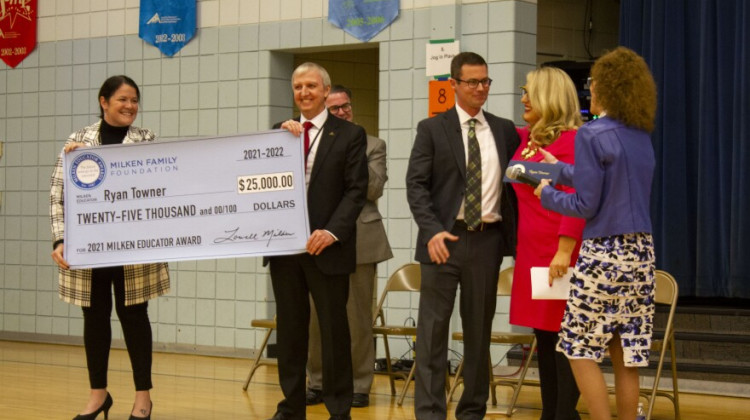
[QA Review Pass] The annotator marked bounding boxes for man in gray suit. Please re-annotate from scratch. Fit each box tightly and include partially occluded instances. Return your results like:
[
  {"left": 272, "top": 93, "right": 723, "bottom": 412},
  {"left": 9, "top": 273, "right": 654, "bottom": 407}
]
[
  {"left": 406, "top": 52, "right": 519, "bottom": 420},
  {"left": 306, "top": 85, "right": 393, "bottom": 409}
]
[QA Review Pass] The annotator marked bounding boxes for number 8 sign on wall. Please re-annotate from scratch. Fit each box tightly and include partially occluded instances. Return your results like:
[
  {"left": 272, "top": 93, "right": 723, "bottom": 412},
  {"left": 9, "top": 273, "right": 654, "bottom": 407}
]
[
  {"left": 0, "top": 0, "right": 37, "bottom": 68},
  {"left": 139, "top": 0, "right": 196, "bottom": 57}
]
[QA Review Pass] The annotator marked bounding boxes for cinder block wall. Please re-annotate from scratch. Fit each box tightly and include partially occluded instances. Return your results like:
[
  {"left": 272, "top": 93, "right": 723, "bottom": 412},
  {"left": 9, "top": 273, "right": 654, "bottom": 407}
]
[{"left": 0, "top": 0, "right": 544, "bottom": 362}]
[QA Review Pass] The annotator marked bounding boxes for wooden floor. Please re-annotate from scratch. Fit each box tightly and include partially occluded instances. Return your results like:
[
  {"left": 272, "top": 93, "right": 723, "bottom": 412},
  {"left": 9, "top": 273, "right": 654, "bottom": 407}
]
[{"left": 1, "top": 340, "right": 748, "bottom": 419}]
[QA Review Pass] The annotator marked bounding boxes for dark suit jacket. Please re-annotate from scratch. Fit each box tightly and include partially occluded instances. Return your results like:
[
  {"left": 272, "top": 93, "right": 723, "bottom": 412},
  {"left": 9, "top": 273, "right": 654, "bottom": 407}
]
[
  {"left": 406, "top": 106, "right": 519, "bottom": 263},
  {"left": 269, "top": 114, "right": 369, "bottom": 275}
]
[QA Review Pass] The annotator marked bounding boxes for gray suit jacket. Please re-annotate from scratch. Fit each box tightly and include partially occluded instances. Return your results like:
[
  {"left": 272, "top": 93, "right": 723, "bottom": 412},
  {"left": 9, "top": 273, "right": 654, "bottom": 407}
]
[
  {"left": 406, "top": 107, "right": 519, "bottom": 263},
  {"left": 356, "top": 135, "right": 393, "bottom": 265}
]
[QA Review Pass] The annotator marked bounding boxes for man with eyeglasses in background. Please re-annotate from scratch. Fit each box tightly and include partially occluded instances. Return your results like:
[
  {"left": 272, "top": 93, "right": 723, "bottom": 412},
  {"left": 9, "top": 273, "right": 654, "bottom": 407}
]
[
  {"left": 406, "top": 52, "right": 519, "bottom": 420},
  {"left": 304, "top": 85, "right": 393, "bottom": 409}
]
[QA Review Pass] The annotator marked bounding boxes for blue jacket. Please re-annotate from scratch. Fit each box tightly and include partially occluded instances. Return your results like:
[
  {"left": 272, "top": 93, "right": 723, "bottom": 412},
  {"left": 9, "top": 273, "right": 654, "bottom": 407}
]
[{"left": 541, "top": 116, "right": 655, "bottom": 240}]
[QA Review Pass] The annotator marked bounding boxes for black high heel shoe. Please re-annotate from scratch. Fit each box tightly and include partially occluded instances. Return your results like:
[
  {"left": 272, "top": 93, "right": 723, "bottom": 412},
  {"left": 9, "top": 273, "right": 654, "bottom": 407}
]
[
  {"left": 129, "top": 401, "right": 153, "bottom": 420},
  {"left": 73, "top": 392, "right": 113, "bottom": 420}
]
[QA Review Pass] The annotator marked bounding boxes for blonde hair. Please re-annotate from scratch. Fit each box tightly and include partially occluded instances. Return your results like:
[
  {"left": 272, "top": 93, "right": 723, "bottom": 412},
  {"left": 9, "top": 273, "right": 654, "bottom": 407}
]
[
  {"left": 526, "top": 67, "right": 583, "bottom": 146},
  {"left": 590, "top": 47, "right": 657, "bottom": 132}
]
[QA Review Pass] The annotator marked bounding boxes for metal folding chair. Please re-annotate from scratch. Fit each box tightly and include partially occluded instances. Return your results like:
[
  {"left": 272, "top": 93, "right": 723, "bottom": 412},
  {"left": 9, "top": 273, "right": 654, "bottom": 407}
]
[
  {"left": 242, "top": 316, "right": 276, "bottom": 390},
  {"left": 372, "top": 263, "right": 421, "bottom": 406}
]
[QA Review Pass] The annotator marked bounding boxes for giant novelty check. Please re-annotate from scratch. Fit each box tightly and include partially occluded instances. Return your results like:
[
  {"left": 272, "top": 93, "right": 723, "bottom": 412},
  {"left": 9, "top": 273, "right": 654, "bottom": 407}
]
[{"left": 63, "top": 131, "right": 310, "bottom": 269}]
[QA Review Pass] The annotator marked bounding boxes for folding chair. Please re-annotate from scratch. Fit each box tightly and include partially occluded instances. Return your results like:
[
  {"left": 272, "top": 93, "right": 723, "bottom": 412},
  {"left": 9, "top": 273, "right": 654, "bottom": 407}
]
[
  {"left": 371, "top": 263, "right": 421, "bottom": 406},
  {"left": 642, "top": 270, "right": 680, "bottom": 420},
  {"left": 242, "top": 316, "right": 276, "bottom": 390},
  {"left": 447, "top": 267, "right": 538, "bottom": 416}
]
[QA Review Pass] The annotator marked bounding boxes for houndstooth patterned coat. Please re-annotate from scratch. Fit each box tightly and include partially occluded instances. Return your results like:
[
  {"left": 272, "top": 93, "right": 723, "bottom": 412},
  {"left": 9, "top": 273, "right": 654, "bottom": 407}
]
[{"left": 49, "top": 120, "right": 170, "bottom": 307}]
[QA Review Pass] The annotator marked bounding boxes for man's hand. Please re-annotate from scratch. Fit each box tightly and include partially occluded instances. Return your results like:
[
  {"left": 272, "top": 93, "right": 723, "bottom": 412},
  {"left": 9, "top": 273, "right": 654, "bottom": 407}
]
[
  {"left": 51, "top": 243, "right": 70, "bottom": 270},
  {"left": 280, "top": 120, "right": 303, "bottom": 137},
  {"left": 306, "top": 229, "right": 335, "bottom": 255},
  {"left": 427, "top": 231, "right": 459, "bottom": 264}
]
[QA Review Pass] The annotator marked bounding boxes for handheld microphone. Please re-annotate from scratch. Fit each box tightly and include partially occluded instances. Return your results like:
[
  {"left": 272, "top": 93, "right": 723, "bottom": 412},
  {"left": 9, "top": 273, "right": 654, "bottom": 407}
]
[{"left": 505, "top": 164, "right": 541, "bottom": 188}]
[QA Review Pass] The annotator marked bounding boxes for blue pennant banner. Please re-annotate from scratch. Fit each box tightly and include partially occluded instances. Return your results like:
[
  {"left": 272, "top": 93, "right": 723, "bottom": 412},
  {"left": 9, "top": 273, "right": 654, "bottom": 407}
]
[
  {"left": 139, "top": 0, "right": 196, "bottom": 57},
  {"left": 328, "top": 0, "right": 399, "bottom": 42}
]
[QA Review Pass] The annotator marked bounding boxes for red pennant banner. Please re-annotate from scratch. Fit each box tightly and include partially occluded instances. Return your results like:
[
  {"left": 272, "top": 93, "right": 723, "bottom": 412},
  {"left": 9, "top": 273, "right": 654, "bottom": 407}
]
[{"left": 0, "top": 0, "right": 37, "bottom": 68}]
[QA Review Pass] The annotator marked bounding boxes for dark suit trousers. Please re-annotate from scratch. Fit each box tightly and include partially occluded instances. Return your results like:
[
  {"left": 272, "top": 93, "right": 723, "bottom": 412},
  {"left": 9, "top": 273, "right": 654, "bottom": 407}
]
[
  {"left": 270, "top": 253, "right": 353, "bottom": 419},
  {"left": 414, "top": 224, "right": 503, "bottom": 420}
]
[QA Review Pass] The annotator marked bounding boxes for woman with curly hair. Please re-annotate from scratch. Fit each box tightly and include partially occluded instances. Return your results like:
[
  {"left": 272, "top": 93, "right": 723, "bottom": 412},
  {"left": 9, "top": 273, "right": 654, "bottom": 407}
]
[
  {"left": 509, "top": 66, "right": 585, "bottom": 420},
  {"left": 534, "top": 47, "right": 658, "bottom": 420}
]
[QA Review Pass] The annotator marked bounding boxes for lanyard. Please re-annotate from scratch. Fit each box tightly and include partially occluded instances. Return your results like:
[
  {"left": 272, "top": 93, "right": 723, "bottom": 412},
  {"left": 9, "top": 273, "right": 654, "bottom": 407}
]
[{"left": 305, "top": 124, "right": 323, "bottom": 161}]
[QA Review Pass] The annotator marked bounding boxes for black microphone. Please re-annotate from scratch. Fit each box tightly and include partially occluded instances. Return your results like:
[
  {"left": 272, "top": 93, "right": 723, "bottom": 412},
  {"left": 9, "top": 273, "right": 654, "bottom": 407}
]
[{"left": 505, "top": 164, "right": 541, "bottom": 188}]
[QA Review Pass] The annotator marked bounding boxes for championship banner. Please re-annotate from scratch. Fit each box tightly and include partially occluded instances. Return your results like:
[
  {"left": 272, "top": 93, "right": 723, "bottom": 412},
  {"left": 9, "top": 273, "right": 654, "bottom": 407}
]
[
  {"left": 139, "top": 0, "right": 195, "bottom": 57},
  {"left": 328, "top": 0, "right": 399, "bottom": 42},
  {"left": 63, "top": 131, "right": 310, "bottom": 269},
  {"left": 0, "top": 0, "right": 37, "bottom": 68}
]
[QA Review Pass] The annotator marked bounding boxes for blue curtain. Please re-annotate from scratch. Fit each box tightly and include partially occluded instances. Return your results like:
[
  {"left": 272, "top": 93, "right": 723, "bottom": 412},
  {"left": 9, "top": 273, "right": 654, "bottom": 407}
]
[{"left": 620, "top": 0, "right": 750, "bottom": 297}]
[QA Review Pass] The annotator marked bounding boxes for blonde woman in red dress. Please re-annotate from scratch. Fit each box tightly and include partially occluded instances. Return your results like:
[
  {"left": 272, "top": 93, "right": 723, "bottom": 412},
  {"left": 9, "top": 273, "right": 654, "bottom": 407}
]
[{"left": 509, "top": 66, "right": 585, "bottom": 420}]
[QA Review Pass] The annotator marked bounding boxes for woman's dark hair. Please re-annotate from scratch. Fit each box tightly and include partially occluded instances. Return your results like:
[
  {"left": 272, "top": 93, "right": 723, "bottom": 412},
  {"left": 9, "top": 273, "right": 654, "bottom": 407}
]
[
  {"left": 590, "top": 47, "right": 657, "bottom": 132},
  {"left": 98, "top": 75, "right": 140, "bottom": 119}
]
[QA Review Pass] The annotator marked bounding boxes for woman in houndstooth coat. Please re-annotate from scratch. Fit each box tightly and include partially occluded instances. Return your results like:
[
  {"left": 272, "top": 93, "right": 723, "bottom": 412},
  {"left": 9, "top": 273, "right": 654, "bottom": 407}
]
[{"left": 50, "top": 75, "right": 168, "bottom": 420}]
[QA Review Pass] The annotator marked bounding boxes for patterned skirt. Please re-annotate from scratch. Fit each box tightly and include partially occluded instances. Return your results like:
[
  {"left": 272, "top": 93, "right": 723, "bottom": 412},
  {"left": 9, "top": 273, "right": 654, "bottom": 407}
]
[{"left": 556, "top": 233, "right": 655, "bottom": 367}]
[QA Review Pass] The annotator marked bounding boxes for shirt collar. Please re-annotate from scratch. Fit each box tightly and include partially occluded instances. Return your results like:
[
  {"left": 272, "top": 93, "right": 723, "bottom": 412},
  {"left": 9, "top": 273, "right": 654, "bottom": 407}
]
[
  {"left": 301, "top": 108, "right": 329, "bottom": 129},
  {"left": 455, "top": 105, "right": 486, "bottom": 126}
]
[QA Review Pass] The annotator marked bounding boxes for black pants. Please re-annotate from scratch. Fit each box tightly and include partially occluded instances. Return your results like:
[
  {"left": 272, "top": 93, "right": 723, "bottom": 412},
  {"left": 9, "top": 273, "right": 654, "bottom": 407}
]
[
  {"left": 534, "top": 329, "right": 581, "bottom": 420},
  {"left": 415, "top": 224, "right": 502, "bottom": 420},
  {"left": 82, "top": 266, "right": 153, "bottom": 391},
  {"left": 269, "top": 253, "right": 353, "bottom": 419}
]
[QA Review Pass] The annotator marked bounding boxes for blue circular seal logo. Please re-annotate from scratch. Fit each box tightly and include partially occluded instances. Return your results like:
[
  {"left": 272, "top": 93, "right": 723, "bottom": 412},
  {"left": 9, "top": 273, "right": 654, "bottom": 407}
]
[{"left": 70, "top": 153, "right": 106, "bottom": 189}]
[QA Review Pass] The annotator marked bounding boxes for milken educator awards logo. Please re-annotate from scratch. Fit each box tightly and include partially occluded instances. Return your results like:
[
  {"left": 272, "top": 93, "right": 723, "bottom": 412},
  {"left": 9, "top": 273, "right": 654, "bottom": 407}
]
[{"left": 70, "top": 153, "right": 107, "bottom": 189}]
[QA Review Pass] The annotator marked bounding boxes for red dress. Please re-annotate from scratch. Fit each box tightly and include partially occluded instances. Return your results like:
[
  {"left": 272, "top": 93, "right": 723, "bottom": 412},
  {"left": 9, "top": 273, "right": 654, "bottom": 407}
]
[{"left": 509, "top": 128, "right": 585, "bottom": 332}]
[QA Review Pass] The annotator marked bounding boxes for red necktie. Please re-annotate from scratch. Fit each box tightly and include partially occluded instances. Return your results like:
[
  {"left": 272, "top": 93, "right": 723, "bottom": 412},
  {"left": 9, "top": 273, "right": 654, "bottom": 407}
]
[{"left": 303, "top": 121, "right": 313, "bottom": 163}]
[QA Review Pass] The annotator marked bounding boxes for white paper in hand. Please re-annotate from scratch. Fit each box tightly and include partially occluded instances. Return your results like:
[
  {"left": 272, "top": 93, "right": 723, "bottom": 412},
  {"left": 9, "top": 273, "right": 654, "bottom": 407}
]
[{"left": 531, "top": 267, "right": 573, "bottom": 300}]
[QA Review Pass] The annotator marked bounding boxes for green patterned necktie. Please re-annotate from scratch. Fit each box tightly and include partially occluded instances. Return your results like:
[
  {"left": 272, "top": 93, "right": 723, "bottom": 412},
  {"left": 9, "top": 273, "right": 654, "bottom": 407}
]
[{"left": 464, "top": 118, "right": 482, "bottom": 229}]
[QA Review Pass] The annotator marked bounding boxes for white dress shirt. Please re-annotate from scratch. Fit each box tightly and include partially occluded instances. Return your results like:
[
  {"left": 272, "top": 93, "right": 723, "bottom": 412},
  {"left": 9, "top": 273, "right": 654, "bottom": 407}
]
[
  {"left": 455, "top": 106, "right": 502, "bottom": 223},
  {"left": 300, "top": 109, "right": 329, "bottom": 186},
  {"left": 299, "top": 108, "right": 339, "bottom": 241}
]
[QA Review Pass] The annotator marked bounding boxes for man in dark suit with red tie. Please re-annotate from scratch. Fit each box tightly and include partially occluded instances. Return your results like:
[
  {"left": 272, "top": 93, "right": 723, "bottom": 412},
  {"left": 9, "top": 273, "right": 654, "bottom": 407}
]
[
  {"left": 406, "top": 52, "right": 519, "bottom": 420},
  {"left": 265, "top": 62, "right": 368, "bottom": 420}
]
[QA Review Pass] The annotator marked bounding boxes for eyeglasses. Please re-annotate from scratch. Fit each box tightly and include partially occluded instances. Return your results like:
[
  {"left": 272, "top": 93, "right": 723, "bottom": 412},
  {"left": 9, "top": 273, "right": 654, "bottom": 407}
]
[
  {"left": 455, "top": 78, "right": 493, "bottom": 89},
  {"left": 328, "top": 102, "right": 352, "bottom": 113},
  {"left": 519, "top": 86, "right": 528, "bottom": 96},
  {"left": 586, "top": 77, "right": 593, "bottom": 88}
]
